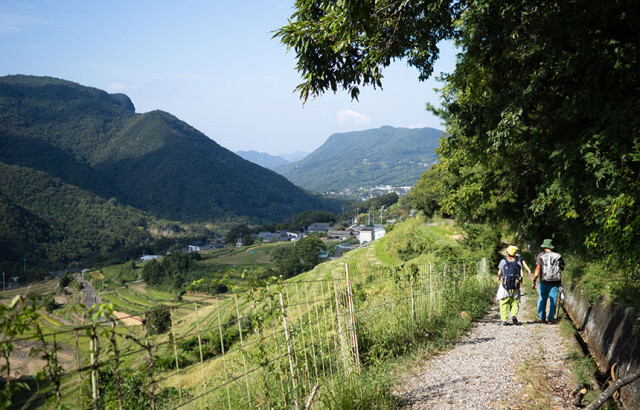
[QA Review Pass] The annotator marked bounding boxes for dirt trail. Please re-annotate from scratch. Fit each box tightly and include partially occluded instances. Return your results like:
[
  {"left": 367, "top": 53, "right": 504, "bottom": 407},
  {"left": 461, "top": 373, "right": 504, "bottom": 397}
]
[{"left": 395, "top": 292, "right": 578, "bottom": 409}]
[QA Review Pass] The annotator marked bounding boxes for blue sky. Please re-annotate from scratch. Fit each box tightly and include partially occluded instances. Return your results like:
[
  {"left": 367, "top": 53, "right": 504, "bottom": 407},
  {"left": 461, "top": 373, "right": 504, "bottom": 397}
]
[{"left": 0, "top": 1, "right": 457, "bottom": 155}]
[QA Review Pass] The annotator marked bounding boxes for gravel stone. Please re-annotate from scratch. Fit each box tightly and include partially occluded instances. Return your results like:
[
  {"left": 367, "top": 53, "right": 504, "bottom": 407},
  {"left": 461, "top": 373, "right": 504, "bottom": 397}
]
[{"left": 395, "top": 292, "right": 577, "bottom": 409}]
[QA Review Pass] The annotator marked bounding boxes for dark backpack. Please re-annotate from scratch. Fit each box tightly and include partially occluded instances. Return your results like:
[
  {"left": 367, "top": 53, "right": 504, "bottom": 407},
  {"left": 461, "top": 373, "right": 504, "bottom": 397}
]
[{"left": 502, "top": 259, "right": 522, "bottom": 295}]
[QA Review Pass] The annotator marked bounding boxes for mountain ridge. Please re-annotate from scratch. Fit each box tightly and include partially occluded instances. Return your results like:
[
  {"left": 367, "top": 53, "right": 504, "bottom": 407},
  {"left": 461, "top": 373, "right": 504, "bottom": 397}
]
[
  {"left": 0, "top": 75, "right": 336, "bottom": 222},
  {"left": 0, "top": 75, "right": 338, "bottom": 271},
  {"left": 275, "top": 126, "right": 442, "bottom": 193}
]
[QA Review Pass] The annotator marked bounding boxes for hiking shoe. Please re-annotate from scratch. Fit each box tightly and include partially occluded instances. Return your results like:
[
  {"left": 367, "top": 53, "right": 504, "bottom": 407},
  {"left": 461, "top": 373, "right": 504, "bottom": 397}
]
[
  {"left": 512, "top": 317, "right": 519, "bottom": 325},
  {"left": 546, "top": 319, "right": 555, "bottom": 325},
  {"left": 502, "top": 321, "right": 510, "bottom": 326}
]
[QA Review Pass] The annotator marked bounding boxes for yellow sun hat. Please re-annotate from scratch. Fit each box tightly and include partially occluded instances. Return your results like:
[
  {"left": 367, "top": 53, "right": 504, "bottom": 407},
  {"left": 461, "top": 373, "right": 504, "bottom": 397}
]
[{"left": 506, "top": 245, "right": 518, "bottom": 256}]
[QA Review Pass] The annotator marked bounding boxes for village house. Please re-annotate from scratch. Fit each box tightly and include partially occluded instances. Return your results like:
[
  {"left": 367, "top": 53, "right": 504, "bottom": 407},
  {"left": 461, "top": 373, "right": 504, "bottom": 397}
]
[
  {"left": 327, "top": 230, "right": 352, "bottom": 240},
  {"left": 358, "top": 228, "right": 375, "bottom": 244},
  {"left": 257, "top": 231, "right": 281, "bottom": 243},
  {"left": 307, "top": 222, "right": 332, "bottom": 233},
  {"left": 284, "top": 231, "right": 302, "bottom": 241}
]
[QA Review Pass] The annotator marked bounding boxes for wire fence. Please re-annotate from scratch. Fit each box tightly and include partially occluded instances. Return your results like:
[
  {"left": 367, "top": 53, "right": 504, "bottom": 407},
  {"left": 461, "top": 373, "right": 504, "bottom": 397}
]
[{"left": 1, "top": 258, "right": 490, "bottom": 409}]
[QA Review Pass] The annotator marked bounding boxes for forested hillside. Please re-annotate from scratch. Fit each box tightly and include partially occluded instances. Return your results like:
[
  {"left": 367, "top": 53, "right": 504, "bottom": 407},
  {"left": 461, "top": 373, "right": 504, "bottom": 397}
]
[
  {"left": 0, "top": 75, "right": 339, "bottom": 274},
  {"left": 276, "top": 126, "right": 441, "bottom": 192}
]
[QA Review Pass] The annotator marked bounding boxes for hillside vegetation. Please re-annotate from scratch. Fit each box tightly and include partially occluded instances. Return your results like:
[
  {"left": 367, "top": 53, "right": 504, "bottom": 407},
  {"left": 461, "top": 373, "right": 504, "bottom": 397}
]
[
  {"left": 0, "top": 75, "right": 339, "bottom": 273},
  {"left": 276, "top": 126, "right": 441, "bottom": 193},
  {"left": 0, "top": 217, "right": 500, "bottom": 409}
]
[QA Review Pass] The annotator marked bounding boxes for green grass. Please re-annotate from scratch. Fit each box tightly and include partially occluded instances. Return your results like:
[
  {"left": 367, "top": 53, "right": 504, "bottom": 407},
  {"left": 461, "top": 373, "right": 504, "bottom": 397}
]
[
  {"left": 562, "top": 254, "right": 640, "bottom": 312},
  {"left": 0, "top": 279, "right": 59, "bottom": 301},
  {"left": 4, "top": 217, "right": 502, "bottom": 409}
]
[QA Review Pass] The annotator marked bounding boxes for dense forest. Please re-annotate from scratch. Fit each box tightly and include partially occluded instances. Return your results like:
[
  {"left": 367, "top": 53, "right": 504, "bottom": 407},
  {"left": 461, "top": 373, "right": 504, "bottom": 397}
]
[
  {"left": 276, "top": 126, "right": 441, "bottom": 192},
  {"left": 0, "top": 75, "right": 340, "bottom": 275}
]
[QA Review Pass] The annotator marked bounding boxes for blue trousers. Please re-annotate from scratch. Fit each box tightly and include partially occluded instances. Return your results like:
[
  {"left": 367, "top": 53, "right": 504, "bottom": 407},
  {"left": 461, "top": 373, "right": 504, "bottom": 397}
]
[{"left": 537, "top": 282, "right": 559, "bottom": 321}]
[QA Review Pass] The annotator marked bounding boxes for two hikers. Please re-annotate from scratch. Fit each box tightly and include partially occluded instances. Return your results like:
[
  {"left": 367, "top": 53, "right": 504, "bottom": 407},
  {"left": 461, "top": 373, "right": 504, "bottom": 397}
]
[
  {"left": 532, "top": 239, "right": 564, "bottom": 324},
  {"left": 498, "top": 240, "right": 564, "bottom": 326},
  {"left": 497, "top": 245, "right": 524, "bottom": 326}
]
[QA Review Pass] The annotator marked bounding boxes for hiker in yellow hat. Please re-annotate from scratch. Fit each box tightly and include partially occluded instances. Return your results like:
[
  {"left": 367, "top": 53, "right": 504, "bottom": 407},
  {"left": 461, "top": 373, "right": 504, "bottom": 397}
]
[{"left": 496, "top": 245, "right": 524, "bottom": 326}]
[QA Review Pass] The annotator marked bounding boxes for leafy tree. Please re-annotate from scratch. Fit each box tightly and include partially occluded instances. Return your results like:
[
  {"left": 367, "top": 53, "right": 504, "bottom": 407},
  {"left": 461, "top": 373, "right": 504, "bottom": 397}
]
[
  {"left": 43, "top": 294, "right": 58, "bottom": 313},
  {"left": 146, "top": 308, "right": 171, "bottom": 335},
  {"left": 270, "top": 236, "right": 326, "bottom": 277},
  {"left": 277, "top": 0, "right": 640, "bottom": 266},
  {"left": 225, "top": 224, "right": 251, "bottom": 243},
  {"left": 270, "top": 246, "right": 302, "bottom": 278},
  {"left": 59, "top": 272, "right": 74, "bottom": 288},
  {"left": 348, "top": 192, "right": 399, "bottom": 215},
  {"left": 296, "top": 236, "right": 326, "bottom": 271},
  {"left": 275, "top": 0, "right": 457, "bottom": 102},
  {"left": 141, "top": 252, "right": 199, "bottom": 292}
]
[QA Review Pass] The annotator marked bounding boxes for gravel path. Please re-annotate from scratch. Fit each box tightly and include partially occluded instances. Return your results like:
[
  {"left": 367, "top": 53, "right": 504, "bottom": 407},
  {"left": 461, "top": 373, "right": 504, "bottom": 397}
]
[{"left": 395, "top": 291, "right": 578, "bottom": 409}]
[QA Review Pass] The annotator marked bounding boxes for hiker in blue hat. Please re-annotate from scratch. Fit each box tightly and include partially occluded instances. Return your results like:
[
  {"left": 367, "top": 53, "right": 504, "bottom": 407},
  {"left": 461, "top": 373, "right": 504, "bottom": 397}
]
[{"left": 532, "top": 239, "right": 565, "bottom": 324}]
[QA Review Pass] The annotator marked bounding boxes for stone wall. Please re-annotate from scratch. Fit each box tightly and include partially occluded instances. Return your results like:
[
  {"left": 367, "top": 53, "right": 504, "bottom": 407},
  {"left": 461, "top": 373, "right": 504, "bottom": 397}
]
[{"left": 563, "top": 284, "right": 640, "bottom": 408}]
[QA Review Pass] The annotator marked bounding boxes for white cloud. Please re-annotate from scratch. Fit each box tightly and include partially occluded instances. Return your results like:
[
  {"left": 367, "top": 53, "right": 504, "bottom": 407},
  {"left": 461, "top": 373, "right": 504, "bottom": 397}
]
[
  {"left": 407, "top": 123, "right": 428, "bottom": 129},
  {"left": 336, "top": 109, "right": 372, "bottom": 126},
  {"left": 106, "top": 83, "right": 137, "bottom": 94}
]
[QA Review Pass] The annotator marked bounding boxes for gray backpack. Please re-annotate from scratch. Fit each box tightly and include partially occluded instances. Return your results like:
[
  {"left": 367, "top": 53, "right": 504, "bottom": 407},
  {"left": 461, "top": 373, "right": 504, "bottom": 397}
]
[{"left": 541, "top": 252, "right": 564, "bottom": 282}]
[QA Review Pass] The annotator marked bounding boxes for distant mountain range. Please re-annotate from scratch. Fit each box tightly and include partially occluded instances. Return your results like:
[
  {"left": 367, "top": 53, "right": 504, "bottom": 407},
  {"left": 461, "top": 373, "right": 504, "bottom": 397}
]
[
  {"left": 0, "top": 75, "right": 338, "bottom": 270},
  {"left": 235, "top": 150, "right": 309, "bottom": 170},
  {"left": 275, "top": 126, "right": 442, "bottom": 193}
]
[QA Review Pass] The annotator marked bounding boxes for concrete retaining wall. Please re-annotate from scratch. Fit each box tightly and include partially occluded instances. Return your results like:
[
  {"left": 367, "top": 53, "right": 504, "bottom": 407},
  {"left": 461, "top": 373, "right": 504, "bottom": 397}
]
[{"left": 563, "top": 284, "right": 640, "bottom": 408}]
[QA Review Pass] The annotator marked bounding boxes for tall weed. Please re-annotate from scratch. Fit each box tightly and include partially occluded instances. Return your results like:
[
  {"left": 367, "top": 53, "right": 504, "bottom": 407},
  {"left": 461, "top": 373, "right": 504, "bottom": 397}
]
[{"left": 319, "top": 370, "right": 400, "bottom": 409}]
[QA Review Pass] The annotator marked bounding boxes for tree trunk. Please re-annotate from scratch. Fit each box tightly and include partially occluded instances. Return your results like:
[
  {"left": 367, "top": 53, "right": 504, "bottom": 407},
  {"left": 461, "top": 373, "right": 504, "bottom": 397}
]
[{"left": 586, "top": 368, "right": 640, "bottom": 410}]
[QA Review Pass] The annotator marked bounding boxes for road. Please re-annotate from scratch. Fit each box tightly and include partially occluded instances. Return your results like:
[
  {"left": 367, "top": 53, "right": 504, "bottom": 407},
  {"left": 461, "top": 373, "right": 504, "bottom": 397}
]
[{"left": 76, "top": 274, "right": 101, "bottom": 306}]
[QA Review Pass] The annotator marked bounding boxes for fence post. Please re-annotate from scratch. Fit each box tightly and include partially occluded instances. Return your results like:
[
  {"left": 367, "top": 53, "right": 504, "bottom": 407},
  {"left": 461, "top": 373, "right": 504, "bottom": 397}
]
[
  {"left": 74, "top": 329, "right": 86, "bottom": 410},
  {"left": 304, "top": 283, "right": 319, "bottom": 381},
  {"left": 216, "top": 302, "right": 232, "bottom": 410},
  {"left": 193, "top": 302, "right": 207, "bottom": 400},
  {"left": 267, "top": 286, "right": 287, "bottom": 407},
  {"left": 108, "top": 319, "right": 123, "bottom": 410},
  {"left": 89, "top": 325, "right": 99, "bottom": 409},
  {"left": 320, "top": 281, "right": 335, "bottom": 376},
  {"left": 344, "top": 263, "right": 361, "bottom": 375},
  {"left": 429, "top": 263, "right": 433, "bottom": 309},
  {"left": 294, "top": 283, "right": 311, "bottom": 384},
  {"left": 410, "top": 272, "right": 415, "bottom": 325},
  {"left": 235, "top": 294, "right": 252, "bottom": 405},
  {"left": 279, "top": 290, "right": 299, "bottom": 408},
  {"left": 169, "top": 307, "right": 183, "bottom": 404},
  {"left": 141, "top": 314, "right": 157, "bottom": 410}
]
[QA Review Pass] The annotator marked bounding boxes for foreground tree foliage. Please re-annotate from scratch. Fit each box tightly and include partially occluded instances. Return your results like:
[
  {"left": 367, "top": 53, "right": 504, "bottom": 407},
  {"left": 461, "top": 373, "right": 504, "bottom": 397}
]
[{"left": 277, "top": 1, "right": 640, "bottom": 268}]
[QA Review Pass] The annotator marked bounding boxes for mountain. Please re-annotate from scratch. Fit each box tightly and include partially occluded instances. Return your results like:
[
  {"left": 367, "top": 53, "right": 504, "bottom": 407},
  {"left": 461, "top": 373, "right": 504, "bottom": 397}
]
[
  {"left": 275, "top": 126, "right": 442, "bottom": 193},
  {"left": 0, "top": 75, "right": 339, "bottom": 270},
  {"left": 279, "top": 151, "right": 309, "bottom": 163},
  {"left": 236, "top": 150, "right": 291, "bottom": 170}
]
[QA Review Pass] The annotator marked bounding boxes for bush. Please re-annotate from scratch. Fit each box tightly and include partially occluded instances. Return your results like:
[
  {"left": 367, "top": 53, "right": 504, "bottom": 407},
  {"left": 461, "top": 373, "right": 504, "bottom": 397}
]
[
  {"left": 383, "top": 217, "right": 436, "bottom": 261},
  {"left": 145, "top": 308, "right": 171, "bottom": 335},
  {"left": 43, "top": 294, "right": 58, "bottom": 313}
]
